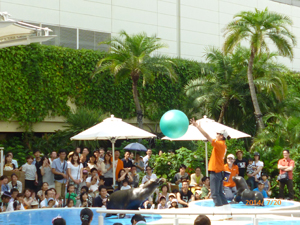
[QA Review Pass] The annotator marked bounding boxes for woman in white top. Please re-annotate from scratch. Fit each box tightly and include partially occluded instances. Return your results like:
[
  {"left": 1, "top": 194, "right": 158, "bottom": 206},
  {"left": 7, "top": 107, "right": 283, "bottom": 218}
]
[
  {"left": 87, "top": 155, "right": 98, "bottom": 171},
  {"left": 67, "top": 152, "right": 83, "bottom": 192},
  {"left": 88, "top": 176, "right": 99, "bottom": 198}
]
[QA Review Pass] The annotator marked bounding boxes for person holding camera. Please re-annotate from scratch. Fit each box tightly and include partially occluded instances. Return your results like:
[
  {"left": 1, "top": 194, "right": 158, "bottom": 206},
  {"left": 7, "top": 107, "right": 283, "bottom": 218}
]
[
  {"left": 51, "top": 149, "right": 68, "bottom": 199},
  {"left": 278, "top": 149, "right": 294, "bottom": 200}
]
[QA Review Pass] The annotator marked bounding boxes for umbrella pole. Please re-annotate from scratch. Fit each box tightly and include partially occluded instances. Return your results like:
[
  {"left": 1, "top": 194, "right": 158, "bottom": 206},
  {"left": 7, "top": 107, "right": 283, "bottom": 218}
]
[
  {"left": 205, "top": 141, "right": 208, "bottom": 176},
  {"left": 112, "top": 138, "right": 116, "bottom": 188}
]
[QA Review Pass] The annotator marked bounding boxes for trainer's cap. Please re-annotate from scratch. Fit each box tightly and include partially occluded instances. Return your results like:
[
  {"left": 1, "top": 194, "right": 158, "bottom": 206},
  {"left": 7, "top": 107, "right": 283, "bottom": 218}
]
[
  {"left": 227, "top": 154, "right": 235, "bottom": 160},
  {"left": 217, "top": 129, "right": 228, "bottom": 138},
  {"left": 254, "top": 152, "right": 260, "bottom": 156}
]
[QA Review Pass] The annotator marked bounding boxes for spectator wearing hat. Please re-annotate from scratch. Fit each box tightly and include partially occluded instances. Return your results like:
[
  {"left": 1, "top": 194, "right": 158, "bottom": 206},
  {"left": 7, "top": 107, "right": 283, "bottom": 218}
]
[
  {"left": 278, "top": 149, "right": 295, "bottom": 200},
  {"left": 167, "top": 193, "right": 176, "bottom": 207},
  {"left": 0, "top": 191, "right": 11, "bottom": 212},
  {"left": 253, "top": 181, "right": 268, "bottom": 198},
  {"left": 169, "top": 198, "right": 178, "bottom": 208},
  {"left": 223, "top": 154, "right": 239, "bottom": 201},
  {"left": 157, "top": 196, "right": 168, "bottom": 209},
  {"left": 234, "top": 150, "right": 248, "bottom": 178},
  {"left": 247, "top": 152, "right": 264, "bottom": 190}
]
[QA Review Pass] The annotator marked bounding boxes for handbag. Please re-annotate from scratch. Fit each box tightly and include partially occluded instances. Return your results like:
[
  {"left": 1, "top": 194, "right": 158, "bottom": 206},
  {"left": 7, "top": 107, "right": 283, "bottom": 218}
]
[
  {"left": 277, "top": 172, "right": 289, "bottom": 181},
  {"left": 277, "top": 161, "right": 289, "bottom": 181},
  {"left": 54, "top": 161, "right": 66, "bottom": 180}
]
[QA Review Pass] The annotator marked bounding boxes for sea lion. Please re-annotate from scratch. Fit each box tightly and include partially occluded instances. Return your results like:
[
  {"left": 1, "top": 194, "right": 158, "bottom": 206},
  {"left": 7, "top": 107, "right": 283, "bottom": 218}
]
[
  {"left": 232, "top": 176, "right": 264, "bottom": 206},
  {"left": 107, "top": 178, "right": 164, "bottom": 210}
]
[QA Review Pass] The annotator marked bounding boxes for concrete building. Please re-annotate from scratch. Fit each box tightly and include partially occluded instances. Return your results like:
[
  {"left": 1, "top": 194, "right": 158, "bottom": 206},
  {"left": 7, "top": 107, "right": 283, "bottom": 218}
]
[{"left": 1, "top": 0, "right": 300, "bottom": 132}]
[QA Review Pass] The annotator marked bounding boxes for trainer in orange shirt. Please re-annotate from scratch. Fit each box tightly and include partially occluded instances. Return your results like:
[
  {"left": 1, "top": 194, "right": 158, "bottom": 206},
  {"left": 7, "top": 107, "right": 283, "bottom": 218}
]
[
  {"left": 191, "top": 118, "right": 230, "bottom": 208},
  {"left": 223, "top": 154, "right": 239, "bottom": 201}
]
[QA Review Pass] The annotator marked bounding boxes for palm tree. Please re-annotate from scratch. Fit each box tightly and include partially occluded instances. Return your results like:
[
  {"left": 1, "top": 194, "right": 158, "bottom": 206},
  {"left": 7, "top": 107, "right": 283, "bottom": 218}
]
[
  {"left": 223, "top": 8, "right": 296, "bottom": 130},
  {"left": 185, "top": 47, "right": 249, "bottom": 125},
  {"left": 93, "top": 30, "right": 177, "bottom": 128}
]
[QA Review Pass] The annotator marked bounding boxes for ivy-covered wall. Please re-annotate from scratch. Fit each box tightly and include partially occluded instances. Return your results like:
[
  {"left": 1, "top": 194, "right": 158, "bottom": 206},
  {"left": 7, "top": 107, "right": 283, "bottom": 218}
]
[{"left": 0, "top": 44, "right": 205, "bottom": 130}]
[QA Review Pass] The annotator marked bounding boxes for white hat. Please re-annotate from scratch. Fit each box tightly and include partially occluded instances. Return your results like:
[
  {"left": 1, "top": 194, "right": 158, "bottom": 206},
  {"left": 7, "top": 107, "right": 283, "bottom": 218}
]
[
  {"left": 227, "top": 154, "right": 235, "bottom": 159},
  {"left": 217, "top": 129, "right": 228, "bottom": 138},
  {"left": 171, "top": 199, "right": 178, "bottom": 203}
]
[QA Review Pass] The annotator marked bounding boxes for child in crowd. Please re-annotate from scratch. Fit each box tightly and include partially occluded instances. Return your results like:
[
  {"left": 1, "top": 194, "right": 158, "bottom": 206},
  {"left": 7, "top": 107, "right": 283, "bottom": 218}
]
[
  {"left": 169, "top": 199, "right": 178, "bottom": 209},
  {"left": 247, "top": 158, "right": 258, "bottom": 182},
  {"left": 156, "top": 184, "right": 170, "bottom": 203},
  {"left": 121, "top": 179, "right": 131, "bottom": 190},
  {"left": 48, "top": 198, "right": 56, "bottom": 208},
  {"left": 79, "top": 186, "right": 93, "bottom": 206},
  {"left": 167, "top": 193, "right": 176, "bottom": 208},
  {"left": 157, "top": 196, "right": 168, "bottom": 209},
  {"left": 22, "top": 156, "right": 38, "bottom": 192},
  {"left": 37, "top": 182, "right": 49, "bottom": 202},
  {"left": 1, "top": 175, "right": 10, "bottom": 193},
  {"left": 195, "top": 190, "right": 202, "bottom": 200},
  {"left": 65, "top": 199, "right": 74, "bottom": 208},
  {"left": 261, "top": 173, "right": 271, "bottom": 196},
  {"left": 23, "top": 188, "right": 34, "bottom": 209},
  {"left": 65, "top": 184, "right": 77, "bottom": 206},
  {"left": 13, "top": 200, "right": 21, "bottom": 211},
  {"left": 88, "top": 175, "right": 99, "bottom": 198},
  {"left": 76, "top": 192, "right": 90, "bottom": 207},
  {"left": 16, "top": 193, "right": 25, "bottom": 210}
]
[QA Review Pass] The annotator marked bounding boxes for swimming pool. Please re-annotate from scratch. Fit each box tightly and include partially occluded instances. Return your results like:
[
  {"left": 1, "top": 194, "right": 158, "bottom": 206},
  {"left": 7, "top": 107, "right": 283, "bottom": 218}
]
[{"left": 0, "top": 208, "right": 162, "bottom": 225}]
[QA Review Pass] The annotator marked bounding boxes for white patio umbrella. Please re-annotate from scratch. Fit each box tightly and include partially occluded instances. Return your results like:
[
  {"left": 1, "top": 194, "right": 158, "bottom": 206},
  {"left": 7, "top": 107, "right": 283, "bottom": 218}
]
[
  {"left": 70, "top": 115, "right": 156, "bottom": 186},
  {"left": 162, "top": 115, "right": 251, "bottom": 176}
]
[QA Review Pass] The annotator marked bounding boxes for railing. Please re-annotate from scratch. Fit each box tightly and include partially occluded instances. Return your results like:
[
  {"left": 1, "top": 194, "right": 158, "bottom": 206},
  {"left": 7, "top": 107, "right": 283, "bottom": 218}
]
[{"left": 96, "top": 209, "right": 300, "bottom": 225}]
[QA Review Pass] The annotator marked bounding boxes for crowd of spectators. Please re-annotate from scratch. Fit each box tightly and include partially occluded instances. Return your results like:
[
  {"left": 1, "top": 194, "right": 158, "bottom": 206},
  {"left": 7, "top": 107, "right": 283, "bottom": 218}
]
[{"left": 0, "top": 146, "right": 295, "bottom": 213}]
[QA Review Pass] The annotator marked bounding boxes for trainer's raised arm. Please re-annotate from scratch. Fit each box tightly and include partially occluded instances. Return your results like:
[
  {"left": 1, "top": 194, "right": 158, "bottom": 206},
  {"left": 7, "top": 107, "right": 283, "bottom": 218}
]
[{"left": 190, "top": 118, "right": 212, "bottom": 143}]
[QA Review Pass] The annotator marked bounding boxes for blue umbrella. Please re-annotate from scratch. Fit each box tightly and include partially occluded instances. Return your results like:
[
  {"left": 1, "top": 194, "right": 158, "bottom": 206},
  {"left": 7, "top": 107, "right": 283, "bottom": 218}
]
[{"left": 124, "top": 142, "right": 147, "bottom": 151}]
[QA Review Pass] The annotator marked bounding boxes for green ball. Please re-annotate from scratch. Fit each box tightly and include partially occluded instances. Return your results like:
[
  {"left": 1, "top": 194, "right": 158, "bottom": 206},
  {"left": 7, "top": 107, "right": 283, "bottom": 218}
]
[{"left": 160, "top": 110, "right": 189, "bottom": 139}]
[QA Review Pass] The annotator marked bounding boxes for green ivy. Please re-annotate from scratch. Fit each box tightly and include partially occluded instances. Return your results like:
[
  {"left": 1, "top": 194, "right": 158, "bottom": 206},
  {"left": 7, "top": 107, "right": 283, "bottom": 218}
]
[{"left": 0, "top": 44, "right": 205, "bottom": 130}]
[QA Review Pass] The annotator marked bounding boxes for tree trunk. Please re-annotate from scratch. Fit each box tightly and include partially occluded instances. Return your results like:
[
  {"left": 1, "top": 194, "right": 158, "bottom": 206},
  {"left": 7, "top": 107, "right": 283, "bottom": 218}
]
[
  {"left": 247, "top": 47, "right": 265, "bottom": 130},
  {"left": 132, "top": 80, "right": 143, "bottom": 128},
  {"left": 218, "top": 100, "right": 228, "bottom": 124}
]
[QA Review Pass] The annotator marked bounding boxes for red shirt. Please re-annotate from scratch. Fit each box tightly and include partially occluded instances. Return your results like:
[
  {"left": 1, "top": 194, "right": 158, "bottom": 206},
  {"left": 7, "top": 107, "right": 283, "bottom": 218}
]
[{"left": 278, "top": 158, "right": 294, "bottom": 179}]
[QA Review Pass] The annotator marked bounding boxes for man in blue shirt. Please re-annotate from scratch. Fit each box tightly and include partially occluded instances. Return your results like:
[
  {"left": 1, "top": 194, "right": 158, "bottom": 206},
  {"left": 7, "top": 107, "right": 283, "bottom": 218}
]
[
  {"left": 253, "top": 180, "right": 268, "bottom": 198},
  {"left": 51, "top": 149, "right": 68, "bottom": 199}
]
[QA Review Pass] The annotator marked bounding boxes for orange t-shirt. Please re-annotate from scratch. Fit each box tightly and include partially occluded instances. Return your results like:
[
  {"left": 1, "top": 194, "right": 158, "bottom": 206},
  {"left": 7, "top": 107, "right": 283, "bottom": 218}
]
[
  {"left": 278, "top": 158, "right": 294, "bottom": 179},
  {"left": 223, "top": 164, "right": 239, "bottom": 187},
  {"left": 208, "top": 139, "right": 226, "bottom": 173}
]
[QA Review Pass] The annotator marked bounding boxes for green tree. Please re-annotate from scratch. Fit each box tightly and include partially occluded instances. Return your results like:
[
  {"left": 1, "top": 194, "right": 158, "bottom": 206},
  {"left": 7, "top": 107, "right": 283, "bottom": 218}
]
[
  {"left": 223, "top": 8, "right": 296, "bottom": 130},
  {"left": 92, "top": 30, "right": 177, "bottom": 128},
  {"left": 185, "top": 47, "right": 249, "bottom": 125}
]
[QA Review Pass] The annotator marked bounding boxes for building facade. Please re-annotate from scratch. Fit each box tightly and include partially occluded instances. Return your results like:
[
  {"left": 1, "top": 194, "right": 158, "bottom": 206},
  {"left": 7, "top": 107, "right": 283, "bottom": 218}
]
[{"left": 1, "top": 0, "right": 300, "bottom": 132}]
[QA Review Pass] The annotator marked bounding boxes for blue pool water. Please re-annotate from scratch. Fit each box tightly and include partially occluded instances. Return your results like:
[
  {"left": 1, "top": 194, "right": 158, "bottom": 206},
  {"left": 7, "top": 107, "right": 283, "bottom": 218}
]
[
  {"left": 194, "top": 199, "right": 295, "bottom": 209},
  {"left": 0, "top": 208, "right": 162, "bottom": 225}
]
